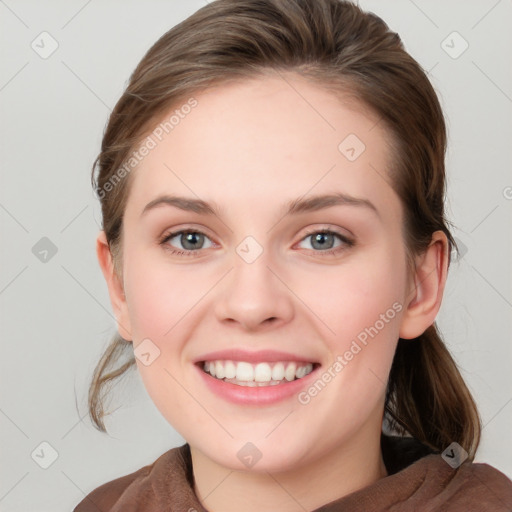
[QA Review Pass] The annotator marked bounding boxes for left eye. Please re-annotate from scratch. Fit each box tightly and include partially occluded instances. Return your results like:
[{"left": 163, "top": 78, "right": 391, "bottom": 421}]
[
  {"left": 165, "top": 231, "right": 213, "bottom": 251},
  {"left": 297, "top": 231, "right": 347, "bottom": 251}
]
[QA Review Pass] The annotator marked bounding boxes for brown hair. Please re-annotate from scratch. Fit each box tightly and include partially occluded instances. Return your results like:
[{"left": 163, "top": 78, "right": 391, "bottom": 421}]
[{"left": 88, "top": 0, "right": 481, "bottom": 458}]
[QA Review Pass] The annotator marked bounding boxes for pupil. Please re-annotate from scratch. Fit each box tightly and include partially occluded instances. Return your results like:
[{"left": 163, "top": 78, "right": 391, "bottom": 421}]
[
  {"left": 312, "top": 233, "right": 334, "bottom": 250},
  {"left": 181, "top": 232, "right": 203, "bottom": 250}
]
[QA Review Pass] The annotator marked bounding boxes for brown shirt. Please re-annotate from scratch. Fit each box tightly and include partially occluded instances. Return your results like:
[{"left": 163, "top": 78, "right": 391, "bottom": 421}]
[{"left": 73, "top": 438, "right": 512, "bottom": 511}]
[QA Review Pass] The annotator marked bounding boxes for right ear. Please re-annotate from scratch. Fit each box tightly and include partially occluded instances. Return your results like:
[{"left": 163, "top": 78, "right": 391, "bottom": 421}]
[{"left": 96, "top": 231, "right": 132, "bottom": 341}]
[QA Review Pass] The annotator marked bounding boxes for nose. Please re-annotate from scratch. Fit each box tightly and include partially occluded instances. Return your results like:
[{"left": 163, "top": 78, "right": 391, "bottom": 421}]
[{"left": 213, "top": 250, "right": 295, "bottom": 332}]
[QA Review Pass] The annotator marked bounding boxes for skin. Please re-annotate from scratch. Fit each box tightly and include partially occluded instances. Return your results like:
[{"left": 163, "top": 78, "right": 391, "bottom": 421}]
[{"left": 97, "top": 72, "right": 448, "bottom": 512}]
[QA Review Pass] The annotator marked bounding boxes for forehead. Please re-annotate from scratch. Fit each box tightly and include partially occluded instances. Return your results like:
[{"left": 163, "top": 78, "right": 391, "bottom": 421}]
[{"left": 125, "top": 73, "right": 399, "bottom": 220}]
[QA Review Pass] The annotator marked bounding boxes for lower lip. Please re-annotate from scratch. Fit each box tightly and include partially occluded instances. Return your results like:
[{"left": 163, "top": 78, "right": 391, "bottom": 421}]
[{"left": 195, "top": 363, "right": 320, "bottom": 406}]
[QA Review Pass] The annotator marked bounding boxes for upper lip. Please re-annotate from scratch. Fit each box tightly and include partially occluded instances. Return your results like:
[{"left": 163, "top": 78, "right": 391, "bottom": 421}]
[{"left": 193, "top": 349, "right": 320, "bottom": 365}]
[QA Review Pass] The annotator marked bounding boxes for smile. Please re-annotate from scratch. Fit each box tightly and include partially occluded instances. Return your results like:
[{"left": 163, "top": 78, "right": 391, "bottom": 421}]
[{"left": 202, "top": 360, "right": 316, "bottom": 387}]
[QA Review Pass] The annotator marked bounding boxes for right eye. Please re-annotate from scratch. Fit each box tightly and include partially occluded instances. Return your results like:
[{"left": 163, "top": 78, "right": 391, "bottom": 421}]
[{"left": 160, "top": 230, "right": 214, "bottom": 255}]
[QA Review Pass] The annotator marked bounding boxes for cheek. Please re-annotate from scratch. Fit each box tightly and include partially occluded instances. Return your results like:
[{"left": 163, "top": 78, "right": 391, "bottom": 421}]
[
  {"left": 123, "top": 255, "right": 210, "bottom": 340},
  {"left": 292, "top": 247, "right": 406, "bottom": 407},
  {"left": 298, "top": 253, "right": 405, "bottom": 338}
]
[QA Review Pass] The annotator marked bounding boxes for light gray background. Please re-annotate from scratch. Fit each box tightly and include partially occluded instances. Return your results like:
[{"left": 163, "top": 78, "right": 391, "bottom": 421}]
[{"left": 1, "top": 0, "right": 511, "bottom": 510}]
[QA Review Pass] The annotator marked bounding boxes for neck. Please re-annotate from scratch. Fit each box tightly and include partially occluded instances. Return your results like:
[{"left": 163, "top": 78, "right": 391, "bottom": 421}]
[{"left": 191, "top": 428, "right": 387, "bottom": 512}]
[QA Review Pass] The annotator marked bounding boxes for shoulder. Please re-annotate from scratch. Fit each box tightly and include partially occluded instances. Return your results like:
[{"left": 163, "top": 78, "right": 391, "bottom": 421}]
[
  {"left": 72, "top": 444, "right": 191, "bottom": 512},
  {"left": 381, "top": 434, "right": 512, "bottom": 509},
  {"left": 379, "top": 435, "right": 512, "bottom": 510},
  {"left": 72, "top": 465, "right": 150, "bottom": 512},
  {"left": 409, "top": 454, "right": 512, "bottom": 510},
  {"left": 445, "top": 458, "right": 512, "bottom": 509}
]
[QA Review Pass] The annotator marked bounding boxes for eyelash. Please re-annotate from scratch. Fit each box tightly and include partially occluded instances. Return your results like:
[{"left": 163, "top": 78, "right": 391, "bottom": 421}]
[{"left": 158, "top": 228, "right": 355, "bottom": 257}]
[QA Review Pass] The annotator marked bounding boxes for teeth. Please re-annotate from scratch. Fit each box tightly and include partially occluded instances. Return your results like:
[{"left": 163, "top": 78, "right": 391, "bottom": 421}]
[
  {"left": 202, "top": 360, "right": 314, "bottom": 386},
  {"left": 254, "top": 363, "right": 272, "bottom": 382},
  {"left": 271, "top": 362, "right": 285, "bottom": 381},
  {"left": 236, "top": 362, "right": 254, "bottom": 381},
  {"left": 224, "top": 360, "right": 236, "bottom": 379},
  {"left": 296, "top": 365, "right": 307, "bottom": 379},
  {"left": 285, "top": 362, "right": 297, "bottom": 381},
  {"left": 215, "top": 361, "right": 225, "bottom": 379}
]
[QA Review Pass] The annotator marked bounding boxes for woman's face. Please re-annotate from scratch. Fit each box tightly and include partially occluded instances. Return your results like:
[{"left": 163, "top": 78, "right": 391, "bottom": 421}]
[{"left": 109, "top": 74, "right": 413, "bottom": 471}]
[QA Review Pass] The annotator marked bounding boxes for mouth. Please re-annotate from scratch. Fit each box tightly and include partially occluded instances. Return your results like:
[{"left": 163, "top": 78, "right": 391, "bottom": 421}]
[{"left": 197, "top": 360, "right": 321, "bottom": 387}]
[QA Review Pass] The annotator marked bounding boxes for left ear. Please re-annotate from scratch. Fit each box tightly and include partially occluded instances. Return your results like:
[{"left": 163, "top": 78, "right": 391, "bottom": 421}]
[{"left": 399, "top": 230, "right": 449, "bottom": 340}]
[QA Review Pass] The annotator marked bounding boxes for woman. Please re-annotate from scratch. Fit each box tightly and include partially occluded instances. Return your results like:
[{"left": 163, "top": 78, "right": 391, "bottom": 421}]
[{"left": 75, "top": 0, "right": 512, "bottom": 510}]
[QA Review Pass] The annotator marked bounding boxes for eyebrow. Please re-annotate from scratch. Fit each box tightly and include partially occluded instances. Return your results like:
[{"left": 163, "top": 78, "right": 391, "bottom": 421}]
[{"left": 140, "top": 192, "right": 380, "bottom": 219}]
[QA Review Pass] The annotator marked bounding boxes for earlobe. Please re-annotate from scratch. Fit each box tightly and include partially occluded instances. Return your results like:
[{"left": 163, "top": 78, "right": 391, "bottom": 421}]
[
  {"left": 399, "top": 231, "right": 449, "bottom": 340},
  {"left": 96, "top": 231, "right": 132, "bottom": 341}
]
